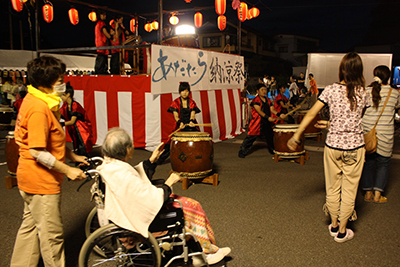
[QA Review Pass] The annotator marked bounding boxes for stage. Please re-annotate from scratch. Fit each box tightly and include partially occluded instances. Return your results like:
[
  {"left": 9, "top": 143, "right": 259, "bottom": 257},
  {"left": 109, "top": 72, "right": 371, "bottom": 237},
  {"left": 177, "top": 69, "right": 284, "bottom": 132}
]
[{"left": 65, "top": 74, "right": 243, "bottom": 150}]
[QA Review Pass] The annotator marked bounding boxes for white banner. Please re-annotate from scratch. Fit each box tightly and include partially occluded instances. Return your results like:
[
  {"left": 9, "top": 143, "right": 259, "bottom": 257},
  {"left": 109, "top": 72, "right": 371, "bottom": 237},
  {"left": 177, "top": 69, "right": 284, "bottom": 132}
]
[{"left": 151, "top": 44, "right": 245, "bottom": 94}]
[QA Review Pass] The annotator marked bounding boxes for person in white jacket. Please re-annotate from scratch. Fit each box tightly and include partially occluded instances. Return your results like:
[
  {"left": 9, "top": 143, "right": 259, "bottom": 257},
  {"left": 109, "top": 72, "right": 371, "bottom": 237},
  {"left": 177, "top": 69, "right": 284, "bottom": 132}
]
[{"left": 98, "top": 128, "right": 231, "bottom": 265}]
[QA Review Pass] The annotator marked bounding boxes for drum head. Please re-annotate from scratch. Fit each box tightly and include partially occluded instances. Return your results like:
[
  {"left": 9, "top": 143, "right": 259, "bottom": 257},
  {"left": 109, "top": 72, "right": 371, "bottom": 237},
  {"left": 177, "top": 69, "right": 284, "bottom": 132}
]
[
  {"left": 172, "top": 132, "right": 212, "bottom": 141},
  {"left": 274, "top": 124, "right": 299, "bottom": 131},
  {"left": 0, "top": 107, "right": 13, "bottom": 112}
]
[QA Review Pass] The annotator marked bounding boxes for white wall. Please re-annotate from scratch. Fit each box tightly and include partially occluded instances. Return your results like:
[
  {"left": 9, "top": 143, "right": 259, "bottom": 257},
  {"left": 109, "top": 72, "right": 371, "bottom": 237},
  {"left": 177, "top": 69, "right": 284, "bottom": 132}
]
[{"left": 306, "top": 53, "right": 393, "bottom": 89}]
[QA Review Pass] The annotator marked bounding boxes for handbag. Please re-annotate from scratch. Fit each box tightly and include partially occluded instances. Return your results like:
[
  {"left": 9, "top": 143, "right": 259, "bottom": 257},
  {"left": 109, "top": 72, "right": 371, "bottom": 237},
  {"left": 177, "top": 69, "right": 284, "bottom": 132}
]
[{"left": 363, "top": 88, "right": 392, "bottom": 154}]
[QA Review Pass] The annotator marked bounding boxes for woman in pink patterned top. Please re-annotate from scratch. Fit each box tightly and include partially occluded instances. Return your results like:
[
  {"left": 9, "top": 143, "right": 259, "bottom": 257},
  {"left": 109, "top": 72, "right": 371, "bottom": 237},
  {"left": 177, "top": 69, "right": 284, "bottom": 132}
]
[{"left": 287, "top": 52, "right": 370, "bottom": 243}]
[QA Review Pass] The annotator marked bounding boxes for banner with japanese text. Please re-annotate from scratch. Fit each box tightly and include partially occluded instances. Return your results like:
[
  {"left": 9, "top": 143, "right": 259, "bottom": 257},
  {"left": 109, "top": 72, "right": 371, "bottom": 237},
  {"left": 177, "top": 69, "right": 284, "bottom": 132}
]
[{"left": 151, "top": 44, "right": 245, "bottom": 94}]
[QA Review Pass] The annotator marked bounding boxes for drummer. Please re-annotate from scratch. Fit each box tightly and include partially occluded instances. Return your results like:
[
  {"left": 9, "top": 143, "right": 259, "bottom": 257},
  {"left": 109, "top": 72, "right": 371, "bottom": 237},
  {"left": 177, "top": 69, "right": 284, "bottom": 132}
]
[
  {"left": 238, "top": 83, "right": 285, "bottom": 157},
  {"left": 157, "top": 82, "right": 201, "bottom": 164},
  {"left": 273, "top": 84, "right": 295, "bottom": 124}
]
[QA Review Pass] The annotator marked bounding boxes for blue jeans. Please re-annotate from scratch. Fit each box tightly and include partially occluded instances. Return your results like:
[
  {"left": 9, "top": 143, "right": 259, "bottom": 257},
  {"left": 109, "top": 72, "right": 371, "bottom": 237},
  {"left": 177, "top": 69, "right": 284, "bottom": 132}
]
[{"left": 361, "top": 152, "right": 391, "bottom": 192}]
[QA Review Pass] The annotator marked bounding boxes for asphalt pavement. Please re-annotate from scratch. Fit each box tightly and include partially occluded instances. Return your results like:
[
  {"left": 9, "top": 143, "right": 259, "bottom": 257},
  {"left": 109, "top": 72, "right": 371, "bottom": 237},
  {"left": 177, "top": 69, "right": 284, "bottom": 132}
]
[{"left": 1, "top": 128, "right": 400, "bottom": 267}]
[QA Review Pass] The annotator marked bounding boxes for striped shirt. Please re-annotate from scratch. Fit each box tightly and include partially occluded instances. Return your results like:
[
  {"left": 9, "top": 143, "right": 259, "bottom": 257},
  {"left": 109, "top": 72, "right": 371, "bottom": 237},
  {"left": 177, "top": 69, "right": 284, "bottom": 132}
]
[{"left": 362, "top": 85, "right": 400, "bottom": 157}]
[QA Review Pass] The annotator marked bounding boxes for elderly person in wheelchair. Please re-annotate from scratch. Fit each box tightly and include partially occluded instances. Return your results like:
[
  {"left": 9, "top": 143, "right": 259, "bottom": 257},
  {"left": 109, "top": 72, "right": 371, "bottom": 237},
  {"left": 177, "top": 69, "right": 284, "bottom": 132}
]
[{"left": 93, "top": 127, "right": 230, "bottom": 266}]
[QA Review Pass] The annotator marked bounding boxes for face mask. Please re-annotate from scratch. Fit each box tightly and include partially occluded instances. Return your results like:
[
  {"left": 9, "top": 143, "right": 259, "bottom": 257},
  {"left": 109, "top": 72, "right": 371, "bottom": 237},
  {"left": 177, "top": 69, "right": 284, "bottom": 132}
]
[{"left": 53, "top": 83, "right": 66, "bottom": 94}]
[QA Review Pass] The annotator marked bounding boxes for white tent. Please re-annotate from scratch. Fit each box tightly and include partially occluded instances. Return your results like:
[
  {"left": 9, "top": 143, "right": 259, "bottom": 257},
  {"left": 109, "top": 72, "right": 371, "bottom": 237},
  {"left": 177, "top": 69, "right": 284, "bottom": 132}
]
[{"left": 0, "top": 49, "right": 96, "bottom": 71}]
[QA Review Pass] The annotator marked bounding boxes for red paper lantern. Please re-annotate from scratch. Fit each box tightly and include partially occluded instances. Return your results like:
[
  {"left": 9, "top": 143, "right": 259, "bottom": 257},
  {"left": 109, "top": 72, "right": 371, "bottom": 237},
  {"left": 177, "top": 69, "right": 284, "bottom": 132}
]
[
  {"left": 42, "top": 3, "right": 54, "bottom": 23},
  {"left": 247, "top": 10, "right": 253, "bottom": 20},
  {"left": 217, "top": 15, "right": 226, "bottom": 31},
  {"left": 249, "top": 7, "right": 260, "bottom": 18},
  {"left": 237, "top": 2, "right": 248, "bottom": 22},
  {"left": 169, "top": 15, "right": 179, "bottom": 25},
  {"left": 151, "top": 21, "right": 159, "bottom": 30},
  {"left": 215, "top": 0, "right": 226, "bottom": 15},
  {"left": 11, "top": 0, "right": 23, "bottom": 12},
  {"left": 68, "top": 8, "right": 79, "bottom": 25},
  {"left": 88, "top": 11, "right": 97, "bottom": 22},
  {"left": 184, "top": 0, "right": 192, "bottom": 2},
  {"left": 130, "top": 18, "right": 136, "bottom": 33},
  {"left": 194, "top": 12, "right": 203, "bottom": 28},
  {"left": 144, "top": 23, "right": 152, "bottom": 32}
]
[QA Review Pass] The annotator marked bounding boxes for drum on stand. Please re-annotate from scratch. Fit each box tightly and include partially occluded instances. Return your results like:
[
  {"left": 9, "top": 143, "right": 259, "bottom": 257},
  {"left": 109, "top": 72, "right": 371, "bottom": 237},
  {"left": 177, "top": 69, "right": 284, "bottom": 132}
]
[
  {"left": 6, "top": 131, "right": 19, "bottom": 175},
  {"left": 0, "top": 107, "right": 14, "bottom": 125},
  {"left": 273, "top": 124, "right": 307, "bottom": 164},
  {"left": 297, "top": 110, "right": 322, "bottom": 137},
  {"left": 170, "top": 132, "right": 213, "bottom": 179}
]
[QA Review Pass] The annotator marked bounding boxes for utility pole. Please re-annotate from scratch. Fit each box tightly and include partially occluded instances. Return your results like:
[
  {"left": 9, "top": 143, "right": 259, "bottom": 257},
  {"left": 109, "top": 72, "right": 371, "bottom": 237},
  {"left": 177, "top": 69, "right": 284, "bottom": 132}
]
[{"left": 158, "top": 0, "right": 163, "bottom": 44}]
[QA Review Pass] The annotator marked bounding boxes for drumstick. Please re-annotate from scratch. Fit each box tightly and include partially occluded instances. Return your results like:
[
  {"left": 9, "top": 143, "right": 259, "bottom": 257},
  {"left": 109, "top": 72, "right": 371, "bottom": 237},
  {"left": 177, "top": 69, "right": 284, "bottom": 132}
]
[
  {"left": 168, "top": 123, "right": 213, "bottom": 137},
  {"left": 285, "top": 97, "right": 308, "bottom": 116}
]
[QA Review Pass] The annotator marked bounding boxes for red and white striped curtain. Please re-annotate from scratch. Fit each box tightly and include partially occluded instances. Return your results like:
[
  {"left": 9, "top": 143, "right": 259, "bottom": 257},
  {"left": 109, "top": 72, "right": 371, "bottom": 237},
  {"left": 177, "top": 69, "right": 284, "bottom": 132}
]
[{"left": 65, "top": 75, "right": 243, "bottom": 150}]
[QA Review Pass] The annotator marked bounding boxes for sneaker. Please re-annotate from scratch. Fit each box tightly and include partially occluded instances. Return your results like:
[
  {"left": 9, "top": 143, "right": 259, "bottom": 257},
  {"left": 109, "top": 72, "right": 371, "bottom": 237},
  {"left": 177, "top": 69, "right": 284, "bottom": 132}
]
[
  {"left": 191, "top": 255, "right": 206, "bottom": 267},
  {"left": 206, "top": 247, "right": 231, "bottom": 265},
  {"left": 328, "top": 223, "right": 339, "bottom": 237},
  {"left": 334, "top": 229, "right": 354, "bottom": 243}
]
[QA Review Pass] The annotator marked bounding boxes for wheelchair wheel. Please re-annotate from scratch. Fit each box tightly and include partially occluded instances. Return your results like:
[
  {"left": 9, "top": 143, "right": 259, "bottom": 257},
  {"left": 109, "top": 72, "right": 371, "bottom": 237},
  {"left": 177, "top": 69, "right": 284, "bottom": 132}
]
[
  {"left": 79, "top": 223, "right": 161, "bottom": 267},
  {"left": 85, "top": 207, "right": 100, "bottom": 238},
  {"left": 85, "top": 207, "right": 106, "bottom": 257}
]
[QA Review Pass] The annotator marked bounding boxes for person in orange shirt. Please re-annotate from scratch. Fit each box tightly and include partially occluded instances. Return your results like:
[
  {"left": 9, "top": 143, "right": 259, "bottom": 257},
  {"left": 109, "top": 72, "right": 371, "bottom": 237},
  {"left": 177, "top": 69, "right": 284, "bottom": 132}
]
[
  {"left": 10, "top": 56, "right": 88, "bottom": 267},
  {"left": 309, "top": 73, "right": 318, "bottom": 106}
]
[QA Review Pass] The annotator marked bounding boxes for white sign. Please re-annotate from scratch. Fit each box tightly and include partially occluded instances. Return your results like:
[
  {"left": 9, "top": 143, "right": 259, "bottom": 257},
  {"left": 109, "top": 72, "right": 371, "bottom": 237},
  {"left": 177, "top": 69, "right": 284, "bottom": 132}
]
[{"left": 151, "top": 44, "right": 245, "bottom": 94}]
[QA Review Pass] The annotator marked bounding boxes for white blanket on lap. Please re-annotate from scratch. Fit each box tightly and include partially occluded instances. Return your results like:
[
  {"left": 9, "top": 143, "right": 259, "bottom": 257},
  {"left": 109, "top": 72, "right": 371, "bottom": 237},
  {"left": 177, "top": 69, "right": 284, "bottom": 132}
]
[{"left": 97, "top": 157, "right": 164, "bottom": 237}]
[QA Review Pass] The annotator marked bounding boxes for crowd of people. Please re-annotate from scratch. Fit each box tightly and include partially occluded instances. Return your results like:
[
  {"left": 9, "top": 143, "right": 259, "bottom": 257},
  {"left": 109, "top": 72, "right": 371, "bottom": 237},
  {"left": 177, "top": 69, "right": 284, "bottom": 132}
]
[
  {"left": 241, "top": 53, "right": 399, "bottom": 244},
  {"left": 6, "top": 51, "right": 400, "bottom": 267}
]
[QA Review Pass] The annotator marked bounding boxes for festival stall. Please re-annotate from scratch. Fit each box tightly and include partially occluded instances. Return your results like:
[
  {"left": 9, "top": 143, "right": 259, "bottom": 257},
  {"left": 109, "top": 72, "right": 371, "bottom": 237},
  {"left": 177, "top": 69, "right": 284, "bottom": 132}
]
[{"left": 65, "top": 44, "right": 244, "bottom": 150}]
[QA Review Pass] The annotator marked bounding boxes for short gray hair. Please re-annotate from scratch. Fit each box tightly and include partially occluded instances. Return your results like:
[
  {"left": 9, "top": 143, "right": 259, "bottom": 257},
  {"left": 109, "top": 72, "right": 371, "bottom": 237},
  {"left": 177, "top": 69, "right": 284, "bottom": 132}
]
[{"left": 102, "top": 128, "right": 133, "bottom": 160}]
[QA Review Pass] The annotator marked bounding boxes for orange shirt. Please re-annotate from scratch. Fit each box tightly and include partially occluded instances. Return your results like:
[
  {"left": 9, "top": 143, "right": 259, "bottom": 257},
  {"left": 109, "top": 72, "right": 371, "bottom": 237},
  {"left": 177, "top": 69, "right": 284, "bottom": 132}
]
[
  {"left": 14, "top": 93, "right": 66, "bottom": 194},
  {"left": 310, "top": 78, "right": 318, "bottom": 95}
]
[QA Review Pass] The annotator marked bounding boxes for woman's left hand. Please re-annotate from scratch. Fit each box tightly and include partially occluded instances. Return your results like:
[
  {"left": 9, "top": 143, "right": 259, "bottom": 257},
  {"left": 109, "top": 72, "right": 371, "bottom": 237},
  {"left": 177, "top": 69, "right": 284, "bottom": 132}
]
[{"left": 149, "top": 142, "right": 165, "bottom": 163}]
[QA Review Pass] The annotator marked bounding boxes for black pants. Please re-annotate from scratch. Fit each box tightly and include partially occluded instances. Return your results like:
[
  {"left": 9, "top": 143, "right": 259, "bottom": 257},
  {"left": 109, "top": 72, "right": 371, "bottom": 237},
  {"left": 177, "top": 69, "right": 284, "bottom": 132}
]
[
  {"left": 239, "top": 126, "right": 274, "bottom": 156},
  {"left": 95, "top": 54, "right": 108, "bottom": 74},
  {"left": 110, "top": 53, "right": 120, "bottom": 74}
]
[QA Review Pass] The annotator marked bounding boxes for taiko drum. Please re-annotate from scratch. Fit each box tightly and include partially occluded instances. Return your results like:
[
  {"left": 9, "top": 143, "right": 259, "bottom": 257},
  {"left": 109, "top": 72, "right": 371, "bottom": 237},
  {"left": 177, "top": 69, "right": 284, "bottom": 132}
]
[
  {"left": 170, "top": 132, "right": 213, "bottom": 178},
  {"left": 0, "top": 107, "right": 14, "bottom": 124},
  {"left": 273, "top": 124, "right": 305, "bottom": 158},
  {"left": 6, "top": 131, "right": 19, "bottom": 175},
  {"left": 297, "top": 110, "right": 321, "bottom": 137}
]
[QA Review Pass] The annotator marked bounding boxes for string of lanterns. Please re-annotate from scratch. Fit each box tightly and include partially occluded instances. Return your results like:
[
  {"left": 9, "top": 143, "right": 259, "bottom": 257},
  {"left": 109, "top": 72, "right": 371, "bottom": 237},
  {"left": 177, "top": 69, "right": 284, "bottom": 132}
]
[{"left": 10, "top": 0, "right": 260, "bottom": 33}]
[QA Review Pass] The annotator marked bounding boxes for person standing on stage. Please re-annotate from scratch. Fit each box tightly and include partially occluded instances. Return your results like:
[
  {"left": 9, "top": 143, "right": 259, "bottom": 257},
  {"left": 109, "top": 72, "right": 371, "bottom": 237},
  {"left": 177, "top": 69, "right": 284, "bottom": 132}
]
[
  {"left": 60, "top": 82, "right": 94, "bottom": 156},
  {"left": 110, "top": 15, "right": 130, "bottom": 75},
  {"left": 308, "top": 73, "right": 319, "bottom": 106},
  {"left": 94, "top": 10, "right": 112, "bottom": 75},
  {"left": 287, "top": 52, "right": 370, "bottom": 243},
  {"left": 239, "top": 83, "right": 284, "bottom": 157},
  {"left": 157, "top": 82, "right": 201, "bottom": 164}
]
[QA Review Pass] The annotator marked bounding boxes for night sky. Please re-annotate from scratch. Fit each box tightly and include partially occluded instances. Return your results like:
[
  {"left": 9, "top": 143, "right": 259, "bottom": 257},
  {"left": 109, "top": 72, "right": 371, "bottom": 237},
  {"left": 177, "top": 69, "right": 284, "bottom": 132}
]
[{"left": 1, "top": 0, "right": 399, "bottom": 53}]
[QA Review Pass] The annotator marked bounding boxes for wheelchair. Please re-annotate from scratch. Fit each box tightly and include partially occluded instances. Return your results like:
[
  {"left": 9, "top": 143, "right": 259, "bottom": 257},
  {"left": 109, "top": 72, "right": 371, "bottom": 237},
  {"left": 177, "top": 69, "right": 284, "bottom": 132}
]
[{"left": 78, "top": 158, "right": 209, "bottom": 267}]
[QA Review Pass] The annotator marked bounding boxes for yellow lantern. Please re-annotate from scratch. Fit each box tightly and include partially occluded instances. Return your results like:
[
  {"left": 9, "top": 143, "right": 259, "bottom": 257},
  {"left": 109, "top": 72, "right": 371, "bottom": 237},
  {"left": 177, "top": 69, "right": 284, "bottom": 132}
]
[
  {"left": 144, "top": 23, "right": 153, "bottom": 32},
  {"left": 169, "top": 15, "right": 179, "bottom": 25},
  {"left": 151, "top": 21, "right": 159, "bottom": 30},
  {"left": 88, "top": 11, "right": 97, "bottom": 22}
]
